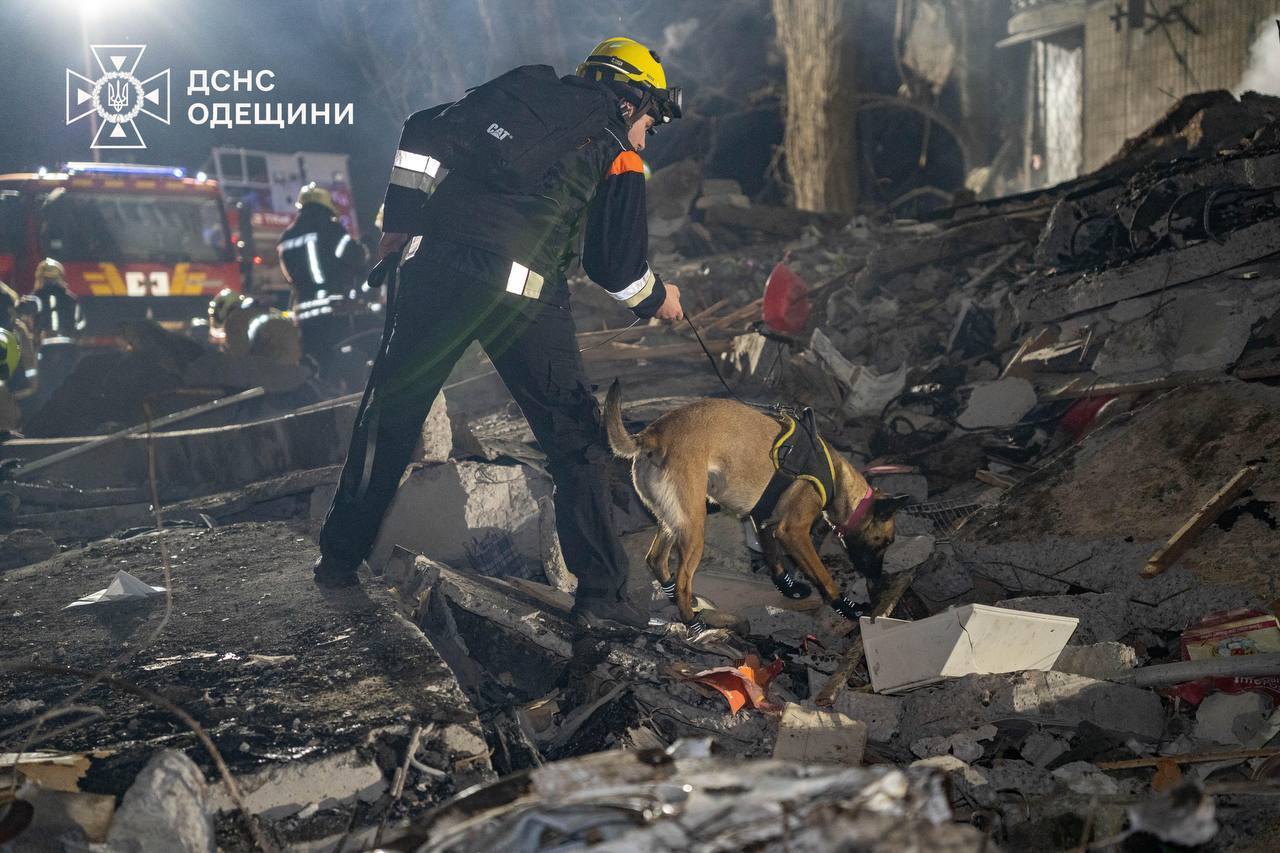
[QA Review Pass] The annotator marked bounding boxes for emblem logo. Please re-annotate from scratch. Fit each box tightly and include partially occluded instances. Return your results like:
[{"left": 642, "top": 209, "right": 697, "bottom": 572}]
[{"left": 66, "top": 45, "right": 170, "bottom": 149}]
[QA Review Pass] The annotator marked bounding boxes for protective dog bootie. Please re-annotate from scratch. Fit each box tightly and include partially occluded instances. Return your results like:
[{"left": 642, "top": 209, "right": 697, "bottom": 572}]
[
  {"left": 660, "top": 579, "right": 677, "bottom": 602},
  {"left": 832, "top": 596, "right": 865, "bottom": 622},
  {"left": 770, "top": 569, "right": 812, "bottom": 600}
]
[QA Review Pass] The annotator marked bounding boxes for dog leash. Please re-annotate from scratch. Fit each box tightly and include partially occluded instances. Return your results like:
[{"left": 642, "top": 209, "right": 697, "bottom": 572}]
[{"left": 685, "top": 314, "right": 751, "bottom": 405}]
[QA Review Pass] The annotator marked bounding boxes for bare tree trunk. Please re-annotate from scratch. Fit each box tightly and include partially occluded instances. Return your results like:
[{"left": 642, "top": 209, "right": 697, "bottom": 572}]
[{"left": 772, "top": 0, "right": 859, "bottom": 213}]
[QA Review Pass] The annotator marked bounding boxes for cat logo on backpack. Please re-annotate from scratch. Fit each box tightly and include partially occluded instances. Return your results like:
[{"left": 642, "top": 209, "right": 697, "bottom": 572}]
[{"left": 487, "top": 123, "right": 513, "bottom": 141}]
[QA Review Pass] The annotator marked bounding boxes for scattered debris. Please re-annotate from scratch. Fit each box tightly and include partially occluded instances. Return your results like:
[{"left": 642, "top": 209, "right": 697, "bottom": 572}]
[
  {"left": 862, "top": 604, "right": 1077, "bottom": 693},
  {"left": 63, "top": 569, "right": 166, "bottom": 609},
  {"left": 772, "top": 703, "right": 867, "bottom": 765}
]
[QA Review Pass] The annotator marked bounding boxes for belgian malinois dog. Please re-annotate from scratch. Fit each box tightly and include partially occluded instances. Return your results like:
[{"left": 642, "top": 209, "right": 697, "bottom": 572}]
[{"left": 605, "top": 381, "right": 910, "bottom": 634}]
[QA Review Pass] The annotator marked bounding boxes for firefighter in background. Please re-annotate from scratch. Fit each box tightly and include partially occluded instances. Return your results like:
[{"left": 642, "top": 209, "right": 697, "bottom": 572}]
[
  {"left": 18, "top": 259, "right": 83, "bottom": 410},
  {"left": 20, "top": 259, "right": 84, "bottom": 340},
  {"left": 0, "top": 326, "right": 22, "bottom": 433},
  {"left": 207, "top": 288, "right": 302, "bottom": 365},
  {"left": 0, "top": 280, "right": 20, "bottom": 327},
  {"left": 276, "top": 183, "right": 368, "bottom": 378}
]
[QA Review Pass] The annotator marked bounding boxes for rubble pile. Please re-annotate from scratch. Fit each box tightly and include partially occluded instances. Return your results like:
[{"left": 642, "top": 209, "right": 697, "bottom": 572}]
[{"left": 2, "top": 91, "right": 1280, "bottom": 851}]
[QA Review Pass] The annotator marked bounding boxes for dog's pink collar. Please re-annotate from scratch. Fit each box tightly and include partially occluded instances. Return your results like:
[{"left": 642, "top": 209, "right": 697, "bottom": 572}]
[{"left": 833, "top": 484, "right": 874, "bottom": 538}]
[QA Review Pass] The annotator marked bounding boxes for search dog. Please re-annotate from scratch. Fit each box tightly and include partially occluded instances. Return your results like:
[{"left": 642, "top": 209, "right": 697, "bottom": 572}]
[{"left": 605, "top": 381, "right": 909, "bottom": 634}]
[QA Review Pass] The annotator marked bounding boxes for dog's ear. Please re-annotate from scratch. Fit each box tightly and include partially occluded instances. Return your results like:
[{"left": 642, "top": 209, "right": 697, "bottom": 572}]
[{"left": 872, "top": 492, "right": 912, "bottom": 521}]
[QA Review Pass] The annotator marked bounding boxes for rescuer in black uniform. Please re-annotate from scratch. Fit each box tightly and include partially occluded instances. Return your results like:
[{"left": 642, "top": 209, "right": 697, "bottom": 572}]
[
  {"left": 18, "top": 258, "right": 84, "bottom": 410},
  {"left": 277, "top": 183, "right": 368, "bottom": 375},
  {"left": 314, "top": 37, "right": 685, "bottom": 633}
]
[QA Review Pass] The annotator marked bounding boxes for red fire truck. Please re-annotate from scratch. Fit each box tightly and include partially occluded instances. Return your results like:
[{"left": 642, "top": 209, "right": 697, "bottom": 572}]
[{"left": 0, "top": 162, "right": 247, "bottom": 343}]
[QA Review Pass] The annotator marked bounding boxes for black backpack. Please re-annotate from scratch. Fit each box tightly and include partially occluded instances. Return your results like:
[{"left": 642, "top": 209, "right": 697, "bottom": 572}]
[{"left": 415, "top": 65, "right": 617, "bottom": 194}]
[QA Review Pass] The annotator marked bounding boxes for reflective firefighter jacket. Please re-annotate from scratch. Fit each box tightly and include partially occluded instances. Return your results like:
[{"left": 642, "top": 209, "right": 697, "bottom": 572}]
[
  {"left": 382, "top": 78, "right": 667, "bottom": 317},
  {"left": 20, "top": 281, "right": 85, "bottom": 341},
  {"left": 277, "top": 204, "right": 368, "bottom": 305}
]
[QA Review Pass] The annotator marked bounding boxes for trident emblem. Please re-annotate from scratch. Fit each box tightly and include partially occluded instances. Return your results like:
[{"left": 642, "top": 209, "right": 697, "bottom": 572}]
[
  {"left": 66, "top": 44, "right": 170, "bottom": 149},
  {"left": 106, "top": 78, "right": 130, "bottom": 112}
]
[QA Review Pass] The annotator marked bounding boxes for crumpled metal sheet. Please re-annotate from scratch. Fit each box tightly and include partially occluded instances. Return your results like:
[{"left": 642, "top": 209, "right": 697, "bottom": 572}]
[{"left": 404, "top": 743, "right": 989, "bottom": 852}]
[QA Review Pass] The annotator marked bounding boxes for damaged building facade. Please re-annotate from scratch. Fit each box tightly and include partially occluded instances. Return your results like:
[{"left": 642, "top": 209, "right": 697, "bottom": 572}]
[
  {"left": 1007, "top": 0, "right": 1280, "bottom": 186},
  {"left": 3, "top": 1, "right": 1280, "bottom": 851}
]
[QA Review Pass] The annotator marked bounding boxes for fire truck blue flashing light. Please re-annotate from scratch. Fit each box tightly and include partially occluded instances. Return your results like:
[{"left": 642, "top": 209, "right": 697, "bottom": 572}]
[{"left": 62, "top": 163, "right": 187, "bottom": 179}]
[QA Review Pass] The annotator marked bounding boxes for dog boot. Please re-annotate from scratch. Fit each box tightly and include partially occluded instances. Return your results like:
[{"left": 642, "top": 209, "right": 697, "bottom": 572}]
[
  {"left": 686, "top": 613, "right": 710, "bottom": 640},
  {"left": 659, "top": 579, "right": 678, "bottom": 603},
  {"left": 770, "top": 569, "right": 812, "bottom": 600},
  {"left": 831, "top": 595, "right": 866, "bottom": 622}
]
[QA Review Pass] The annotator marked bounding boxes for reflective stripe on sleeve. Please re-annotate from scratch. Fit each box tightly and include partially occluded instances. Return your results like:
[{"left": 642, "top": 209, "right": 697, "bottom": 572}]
[
  {"left": 334, "top": 234, "right": 351, "bottom": 258},
  {"left": 609, "top": 265, "right": 656, "bottom": 308},
  {"left": 279, "top": 232, "right": 318, "bottom": 251},
  {"left": 390, "top": 150, "right": 448, "bottom": 194}
]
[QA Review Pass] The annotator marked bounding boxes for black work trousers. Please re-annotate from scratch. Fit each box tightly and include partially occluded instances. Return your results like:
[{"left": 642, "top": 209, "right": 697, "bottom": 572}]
[{"left": 318, "top": 255, "right": 630, "bottom": 599}]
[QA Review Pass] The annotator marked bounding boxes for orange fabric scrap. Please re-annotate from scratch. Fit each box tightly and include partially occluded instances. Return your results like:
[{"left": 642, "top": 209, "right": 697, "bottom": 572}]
[{"left": 685, "top": 654, "right": 784, "bottom": 715}]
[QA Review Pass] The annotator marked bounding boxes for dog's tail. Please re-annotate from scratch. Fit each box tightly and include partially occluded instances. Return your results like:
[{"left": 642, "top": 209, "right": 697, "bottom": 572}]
[{"left": 604, "top": 379, "right": 641, "bottom": 459}]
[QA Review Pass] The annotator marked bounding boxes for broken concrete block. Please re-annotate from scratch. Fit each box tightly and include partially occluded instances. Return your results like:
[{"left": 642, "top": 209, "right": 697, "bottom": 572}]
[
  {"left": 1052, "top": 761, "right": 1120, "bottom": 795},
  {"left": 1053, "top": 642, "right": 1138, "bottom": 681},
  {"left": 1195, "top": 691, "right": 1276, "bottom": 747},
  {"left": 695, "top": 191, "right": 750, "bottom": 210},
  {"left": 912, "top": 551, "right": 975, "bottom": 604},
  {"left": 418, "top": 392, "right": 452, "bottom": 463},
  {"left": 772, "top": 703, "right": 867, "bottom": 765},
  {"left": 106, "top": 750, "right": 214, "bottom": 853},
  {"left": 863, "top": 604, "right": 1078, "bottom": 693},
  {"left": 11, "top": 783, "right": 116, "bottom": 847},
  {"left": 701, "top": 178, "right": 746, "bottom": 197},
  {"left": 996, "top": 593, "right": 1129, "bottom": 644},
  {"left": 1019, "top": 730, "right": 1071, "bottom": 768},
  {"left": 897, "top": 671, "right": 1165, "bottom": 741},
  {"left": 831, "top": 692, "right": 903, "bottom": 743},
  {"left": 871, "top": 472, "right": 928, "bottom": 504},
  {"left": 882, "top": 534, "right": 935, "bottom": 574},
  {"left": 910, "top": 724, "right": 996, "bottom": 763},
  {"left": 983, "top": 758, "right": 1056, "bottom": 795},
  {"left": 370, "top": 460, "right": 551, "bottom": 572},
  {"left": 207, "top": 749, "right": 387, "bottom": 820},
  {"left": 910, "top": 755, "right": 997, "bottom": 807},
  {"left": 742, "top": 605, "right": 821, "bottom": 646},
  {"left": 0, "top": 528, "right": 59, "bottom": 571},
  {"left": 956, "top": 378, "right": 1037, "bottom": 429}
]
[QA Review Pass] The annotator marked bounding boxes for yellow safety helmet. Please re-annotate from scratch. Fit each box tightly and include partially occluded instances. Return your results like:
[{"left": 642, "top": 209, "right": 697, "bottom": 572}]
[
  {"left": 34, "top": 257, "right": 66, "bottom": 285},
  {"left": 577, "top": 37, "right": 683, "bottom": 124},
  {"left": 296, "top": 182, "right": 336, "bottom": 214},
  {"left": 207, "top": 287, "right": 251, "bottom": 333},
  {"left": 0, "top": 327, "right": 20, "bottom": 382}
]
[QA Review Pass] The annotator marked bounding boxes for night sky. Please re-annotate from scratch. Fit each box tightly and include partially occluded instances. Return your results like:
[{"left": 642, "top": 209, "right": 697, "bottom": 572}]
[{"left": 0, "top": 0, "right": 494, "bottom": 224}]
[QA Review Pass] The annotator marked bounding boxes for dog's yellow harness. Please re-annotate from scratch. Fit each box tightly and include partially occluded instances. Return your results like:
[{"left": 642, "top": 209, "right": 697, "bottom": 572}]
[{"left": 749, "top": 408, "right": 838, "bottom": 525}]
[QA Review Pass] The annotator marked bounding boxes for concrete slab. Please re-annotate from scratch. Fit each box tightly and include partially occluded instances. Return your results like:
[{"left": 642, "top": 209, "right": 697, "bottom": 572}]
[{"left": 896, "top": 671, "right": 1165, "bottom": 741}]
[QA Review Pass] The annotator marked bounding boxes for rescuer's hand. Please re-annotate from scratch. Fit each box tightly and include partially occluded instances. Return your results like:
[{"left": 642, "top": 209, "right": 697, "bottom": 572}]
[
  {"left": 655, "top": 282, "right": 684, "bottom": 322},
  {"left": 379, "top": 232, "right": 409, "bottom": 259}
]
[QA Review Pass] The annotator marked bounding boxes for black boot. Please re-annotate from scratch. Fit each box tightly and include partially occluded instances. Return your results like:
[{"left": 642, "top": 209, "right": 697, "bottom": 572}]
[
  {"left": 571, "top": 593, "right": 649, "bottom": 635},
  {"left": 313, "top": 554, "right": 360, "bottom": 588}
]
